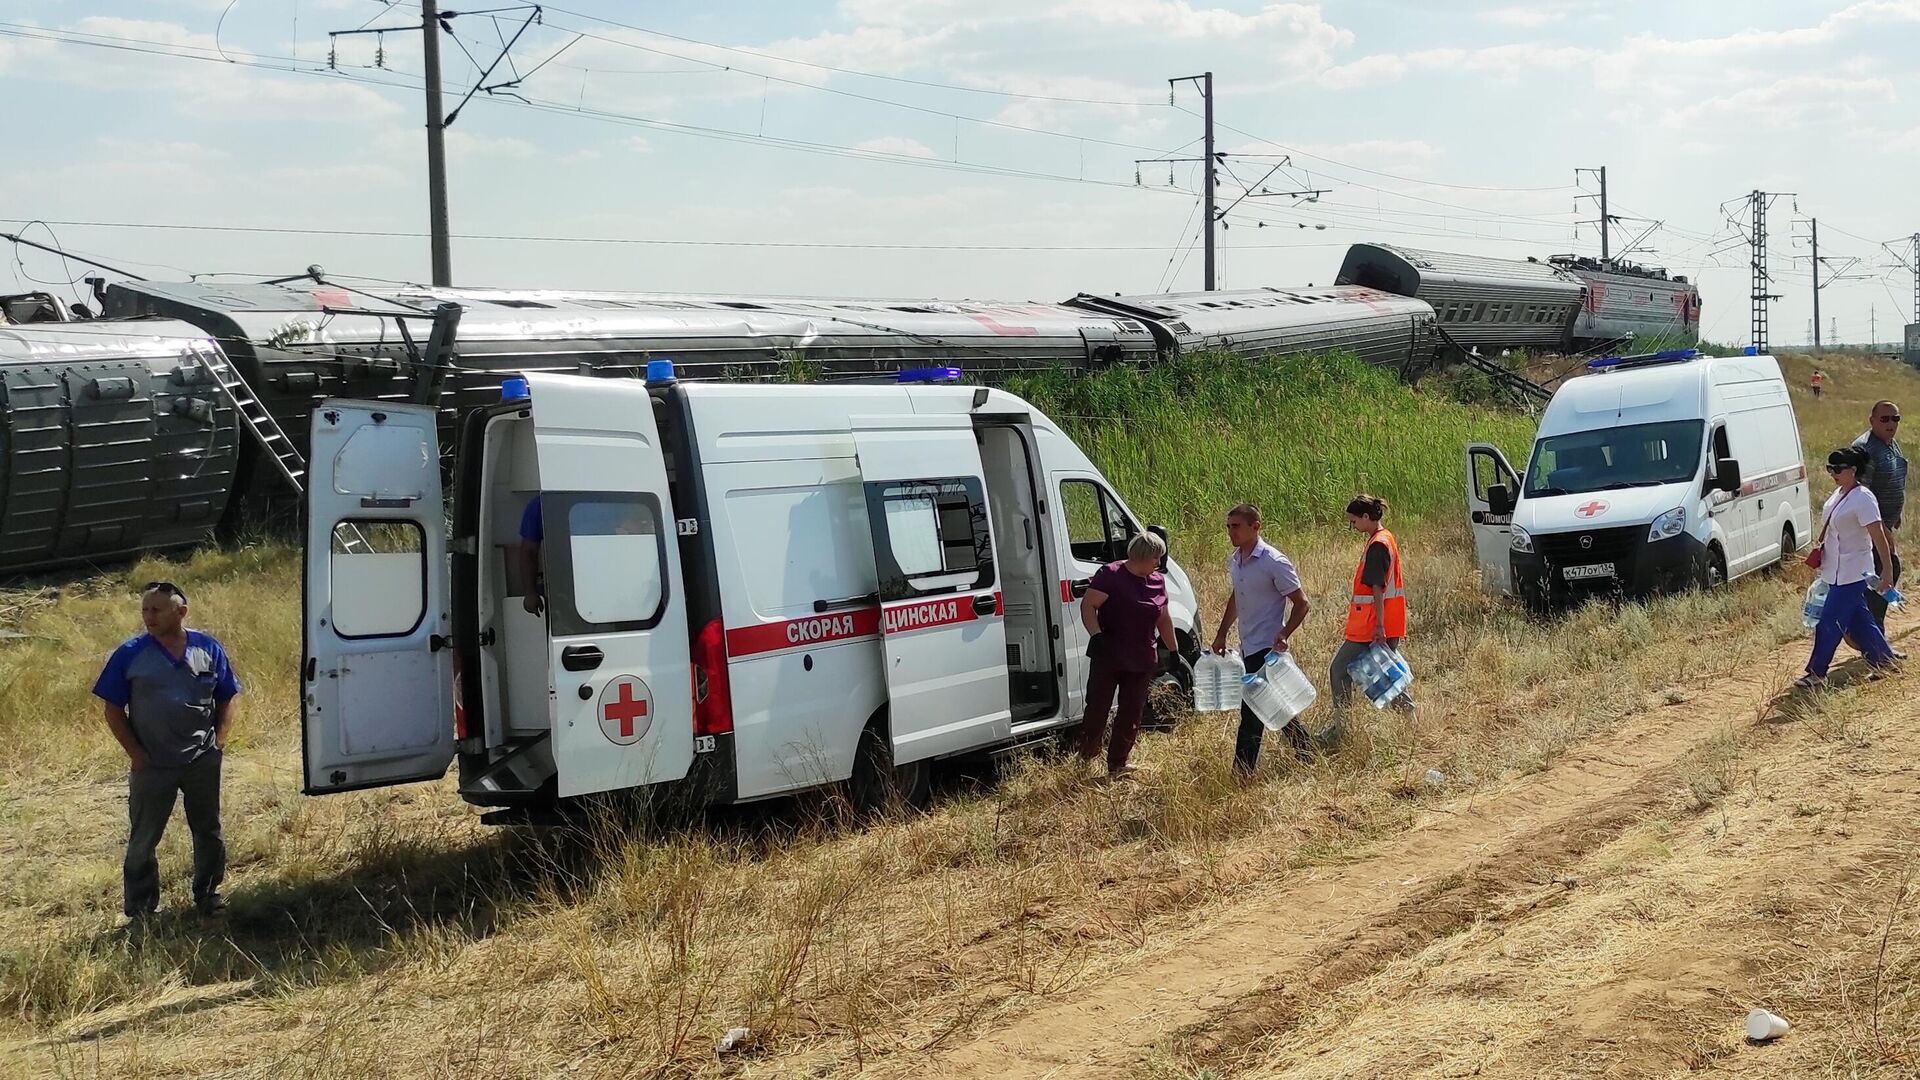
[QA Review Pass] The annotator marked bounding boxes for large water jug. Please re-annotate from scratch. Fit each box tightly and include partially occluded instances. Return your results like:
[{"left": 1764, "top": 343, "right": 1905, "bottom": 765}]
[
  {"left": 1346, "top": 644, "right": 1413, "bottom": 710},
  {"left": 1192, "top": 650, "right": 1244, "bottom": 712},
  {"left": 1802, "top": 578, "right": 1830, "bottom": 629},
  {"left": 1241, "top": 650, "right": 1317, "bottom": 731}
]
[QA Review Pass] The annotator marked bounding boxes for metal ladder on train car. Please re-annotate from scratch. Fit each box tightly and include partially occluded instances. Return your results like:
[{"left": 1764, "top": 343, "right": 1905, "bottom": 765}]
[
  {"left": 193, "top": 345, "right": 308, "bottom": 494},
  {"left": 191, "top": 345, "right": 382, "bottom": 555}
]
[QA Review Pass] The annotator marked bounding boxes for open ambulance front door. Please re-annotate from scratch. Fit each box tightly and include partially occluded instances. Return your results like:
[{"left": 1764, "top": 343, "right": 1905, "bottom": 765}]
[
  {"left": 524, "top": 373, "right": 694, "bottom": 800},
  {"left": 303, "top": 402, "right": 456, "bottom": 794},
  {"left": 1466, "top": 442, "right": 1522, "bottom": 596},
  {"left": 852, "top": 415, "right": 1012, "bottom": 765}
]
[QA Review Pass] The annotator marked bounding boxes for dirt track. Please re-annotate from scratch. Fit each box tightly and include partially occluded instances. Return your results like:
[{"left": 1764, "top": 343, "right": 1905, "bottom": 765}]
[{"left": 885, "top": 618, "right": 1920, "bottom": 1079}]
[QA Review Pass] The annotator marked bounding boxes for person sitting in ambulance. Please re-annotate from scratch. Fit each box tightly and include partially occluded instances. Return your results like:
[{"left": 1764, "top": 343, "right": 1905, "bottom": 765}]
[
  {"left": 1078, "top": 532, "right": 1180, "bottom": 781},
  {"left": 516, "top": 495, "right": 657, "bottom": 616}
]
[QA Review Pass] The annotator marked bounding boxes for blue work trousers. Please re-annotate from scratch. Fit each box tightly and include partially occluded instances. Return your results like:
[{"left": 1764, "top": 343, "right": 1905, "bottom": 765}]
[{"left": 1807, "top": 579, "right": 1895, "bottom": 678}]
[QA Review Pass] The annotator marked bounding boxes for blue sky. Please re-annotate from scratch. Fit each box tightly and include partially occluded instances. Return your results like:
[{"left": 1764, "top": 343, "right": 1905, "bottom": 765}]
[{"left": 3, "top": 0, "right": 1919, "bottom": 346}]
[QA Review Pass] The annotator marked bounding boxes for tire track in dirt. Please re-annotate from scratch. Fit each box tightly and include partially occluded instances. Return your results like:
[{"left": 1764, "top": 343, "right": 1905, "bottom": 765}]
[{"left": 901, "top": 626, "right": 1900, "bottom": 1080}]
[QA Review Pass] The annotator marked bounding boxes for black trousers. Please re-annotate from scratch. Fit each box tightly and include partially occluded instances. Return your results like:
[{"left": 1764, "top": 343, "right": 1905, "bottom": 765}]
[
  {"left": 1233, "top": 649, "right": 1311, "bottom": 772},
  {"left": 124, "top": 748, "right": 225, "bottom": 916}
]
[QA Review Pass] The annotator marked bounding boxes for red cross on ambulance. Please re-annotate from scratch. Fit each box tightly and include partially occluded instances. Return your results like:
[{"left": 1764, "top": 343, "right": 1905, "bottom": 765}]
[{"left": 597, "top": 675, "right": 653, "bottom": 746}]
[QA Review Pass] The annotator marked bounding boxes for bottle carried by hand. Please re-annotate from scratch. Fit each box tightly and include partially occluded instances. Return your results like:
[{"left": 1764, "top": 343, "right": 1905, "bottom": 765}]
[
  {"left": 1346, "top": 644, "right": 1413, "bottom": 710},
  {"left": 1802, "top": 578, "right": 1830, "bottom": 629},
  {"left": 1241, "top": 651, "right": 1316, "bottom": 731},
  {"left": 1192, "top": 650, "right": 1244, "bottom": 712}
]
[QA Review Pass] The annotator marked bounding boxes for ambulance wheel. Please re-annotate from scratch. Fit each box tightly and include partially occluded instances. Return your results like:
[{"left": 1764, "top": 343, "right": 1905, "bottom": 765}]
[
  {"left": 1699, "top": 545, "right": 1728, "bottom": 590},
  {"left": 1776, "top": 524, "right": 1796, "bottom": 570},
  {"left": 1145, "top": 654, "right": 1193, "bottom": 731},
  {"left": 850, "top": 718, "right": 931, "bottom": 815}
]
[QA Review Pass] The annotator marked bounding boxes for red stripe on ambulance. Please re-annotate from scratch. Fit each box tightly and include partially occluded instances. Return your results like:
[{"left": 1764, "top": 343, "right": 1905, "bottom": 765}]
[
  {"left": 726, "top": 608, "right": 881, "bottom": 658},
  {"left": 726, "top": 592, "right": 1002, "bottom": 658}
]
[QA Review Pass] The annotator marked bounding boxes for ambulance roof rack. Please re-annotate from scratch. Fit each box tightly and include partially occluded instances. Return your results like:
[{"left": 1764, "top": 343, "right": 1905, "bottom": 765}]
[{"left": 1586, "top": 348, "right": 1699, "bottom": 371}]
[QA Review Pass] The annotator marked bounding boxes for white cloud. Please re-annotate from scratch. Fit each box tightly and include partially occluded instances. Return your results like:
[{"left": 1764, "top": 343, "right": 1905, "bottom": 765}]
[
  {"left": 1321, "top": 42, "right": 1595, "bottom": 89},
  {"left": 1480, "top": 6, "right": 1565, "bottom": 27},
  {"left": 854, "top": 135, "right": 939, "bottom": 158},
  {"left": 626, "top": 137, "right": 652, "bottom": 154}
]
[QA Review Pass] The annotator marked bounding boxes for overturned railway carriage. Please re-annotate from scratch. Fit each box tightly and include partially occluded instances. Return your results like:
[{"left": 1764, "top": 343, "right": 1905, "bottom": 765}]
[
  {"left": 1336, "top": 243, "right": 1584, "bottom": 352},
  {"left": 0, "top": 323, "right": 238, "bottom": 574},
  {"left": 1066, "top": 285, "right": 1435, "bottom": 375},
  {"left": 99, "top": 279, "right": 1442, "bottom": 488}
]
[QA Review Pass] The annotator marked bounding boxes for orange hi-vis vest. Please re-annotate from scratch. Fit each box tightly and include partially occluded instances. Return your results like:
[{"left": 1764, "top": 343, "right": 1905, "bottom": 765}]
[{"left": 1345, "top": 527, "right": 1408, "bottom": 643}]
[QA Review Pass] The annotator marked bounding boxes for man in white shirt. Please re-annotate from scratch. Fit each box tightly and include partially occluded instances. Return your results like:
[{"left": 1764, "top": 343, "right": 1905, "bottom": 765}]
[{"left": 1796, "top": 446, "right": 1899, "bottom": 689}]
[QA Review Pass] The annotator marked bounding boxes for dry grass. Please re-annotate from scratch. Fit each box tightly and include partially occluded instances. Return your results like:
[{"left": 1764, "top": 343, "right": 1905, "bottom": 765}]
[{"left": 2, "top": 349, "right": 1917, "bottom": 1077}]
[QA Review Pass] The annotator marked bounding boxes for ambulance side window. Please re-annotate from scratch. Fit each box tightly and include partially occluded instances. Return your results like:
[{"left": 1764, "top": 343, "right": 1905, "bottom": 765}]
[
  {"left": 328, "top": 521, "right": 427, "bottom": 638},
  {"left": 1060, "top": 479, "right": 1133, "bottom": 564},
  {"left": 543, "top": 492, "right": 669, "bottom": 635},
  {"left": 866, "top": 477, "right": 994, "bottom": 601}
]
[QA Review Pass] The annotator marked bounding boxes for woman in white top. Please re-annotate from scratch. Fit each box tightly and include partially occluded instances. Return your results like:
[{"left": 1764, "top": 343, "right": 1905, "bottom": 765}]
[{"left": 1797, "top": 446, "right": 1899, "bottom": 688}]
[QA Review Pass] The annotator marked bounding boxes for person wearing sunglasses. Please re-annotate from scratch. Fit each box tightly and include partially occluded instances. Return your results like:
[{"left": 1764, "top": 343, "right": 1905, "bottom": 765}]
[
  {"left": 1796, "top": 447, "right": 1900, "bottom": 689},
  {"left": 1852, "top": 400, "right": 1908, "bottom": 636},
  {"left": 92, "top": 581, "right": 242, "bottom": 921}
]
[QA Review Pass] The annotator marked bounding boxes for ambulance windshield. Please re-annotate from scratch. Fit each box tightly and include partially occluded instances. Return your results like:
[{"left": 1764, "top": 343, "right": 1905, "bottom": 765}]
[{"left": 1523, "top": 419, "right": 1704, "bottom": 497}]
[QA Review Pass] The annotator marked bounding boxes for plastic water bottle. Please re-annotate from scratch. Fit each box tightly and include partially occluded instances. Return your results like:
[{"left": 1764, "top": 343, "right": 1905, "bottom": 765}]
[
  {"left": 1802, "top": 578, "right": 1830, "bottom": 629},
  {"left": 1241, "top": 651, "right": 1317, "bottom": 731},
  {"left": 1347, "top": 644, "right": 1413, "bottom": 710},
  {"left": 1192, "top": 650, "right": 1244, "bottom": 713},
  {"left": 1887, "top": 586, "right": 1906, "bottom": 610}
]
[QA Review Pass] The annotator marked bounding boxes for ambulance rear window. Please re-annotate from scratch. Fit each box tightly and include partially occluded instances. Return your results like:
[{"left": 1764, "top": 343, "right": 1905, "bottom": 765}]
[{"left": 544, "top": 492, "right": 670, "bottom": 634}]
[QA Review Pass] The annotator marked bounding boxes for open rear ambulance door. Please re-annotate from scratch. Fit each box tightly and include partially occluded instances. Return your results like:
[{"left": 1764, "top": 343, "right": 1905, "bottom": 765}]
[
  {"left": 852, "top": 415, "right": 1012, "bottom": 764},
  {"left": 524, "top": 373, "right": 693, "bottom": 799},
  {"left": 1466, "top": 442, "right": 1521, "bottom": 596},
  {"left": 303, "top": 402, "right": 456, "bottom": 794}
]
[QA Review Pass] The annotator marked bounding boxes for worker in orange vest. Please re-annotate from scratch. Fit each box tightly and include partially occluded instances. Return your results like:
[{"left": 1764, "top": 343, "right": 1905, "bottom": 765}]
[
  {"left": 1329, "top": 493, "right": 1410, "bottom": 715},
  {"left": 1812, "top": 370, "right": 1826, "bottom": 398}
]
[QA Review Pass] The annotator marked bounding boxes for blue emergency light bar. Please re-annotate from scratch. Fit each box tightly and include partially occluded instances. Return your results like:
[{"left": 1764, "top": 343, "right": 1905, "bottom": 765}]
[
  {"left": 500, "top": 376, "right": 530, "bottom": 401},
  {"left": 897, "top": 366, "right": 964, "bottom": 383},
  {"left": 1586, "top": 348, "right": 1699, "bottom": 371},
  {"left": 646, "top": 359, "right": 678, "bottom": 385}
]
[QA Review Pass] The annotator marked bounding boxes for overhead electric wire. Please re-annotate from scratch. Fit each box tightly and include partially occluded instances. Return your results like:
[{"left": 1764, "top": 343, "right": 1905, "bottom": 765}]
[
  {"left": 537, "top": 5, "right": 1170, "bottom": 107},
  {"left": 0, "top": 22, "right": 1201, "bottom": 200},
  {"left": 0, "top": 216, "right": 1331, "bottom": 252}
]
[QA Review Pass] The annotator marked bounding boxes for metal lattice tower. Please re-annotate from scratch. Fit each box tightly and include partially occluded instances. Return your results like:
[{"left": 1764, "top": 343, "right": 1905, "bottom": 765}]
[{"left": 1750, "top": 191, "right": 1771, "bottom": 353}]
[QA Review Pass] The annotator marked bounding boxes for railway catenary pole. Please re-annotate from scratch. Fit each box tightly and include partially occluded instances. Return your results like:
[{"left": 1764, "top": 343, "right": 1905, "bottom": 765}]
[
  {"left": 1731, "top": 189, "right": 1793, "bottom": 354},
  {"left": 422, "top": 0, "right": 452, "bottom": 287},
  {"left": 1575, "top": 167, "right": 1613, "bottom": 265},
  {"left": 1811, "top": 218, "right": 1821, "bottom": 352}
]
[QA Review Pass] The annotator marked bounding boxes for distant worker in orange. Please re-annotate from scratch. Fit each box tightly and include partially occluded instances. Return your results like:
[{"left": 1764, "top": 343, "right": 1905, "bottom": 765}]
[
  {"left": 1811, "top": 370, "right": 1826, "bottom": 398},
  {"left": 1328, "top": 494, "right": 1410, "bottom": 714}
]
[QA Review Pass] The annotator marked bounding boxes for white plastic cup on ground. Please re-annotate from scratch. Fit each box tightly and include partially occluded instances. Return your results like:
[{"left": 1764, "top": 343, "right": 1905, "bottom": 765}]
[{"left": 1746, "top": 1008, "right": 1790, "bottom": 1041}]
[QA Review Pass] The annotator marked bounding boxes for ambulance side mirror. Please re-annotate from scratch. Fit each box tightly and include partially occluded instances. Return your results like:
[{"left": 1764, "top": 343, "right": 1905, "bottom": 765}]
[
  {"left": 1714, "top": 458, "right": 1741, "bottom": 494},
  {"left": 1147, "top": 524, "right": 1170, "bottom": 571},
  {"left": 1487, "top": 484, "right": 1515, "bottom": 517}
]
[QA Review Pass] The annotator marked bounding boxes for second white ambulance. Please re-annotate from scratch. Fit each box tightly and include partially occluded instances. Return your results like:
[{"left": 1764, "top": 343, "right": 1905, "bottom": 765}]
[{"left": 300, "top": 365, "right": 1201, "bottom": 819}]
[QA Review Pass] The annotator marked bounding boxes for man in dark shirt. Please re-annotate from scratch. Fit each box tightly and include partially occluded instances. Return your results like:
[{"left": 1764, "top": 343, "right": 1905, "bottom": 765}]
[
  {"left": 93, "top": 582, "right": 241, "bottom": 921},
  {"left": 1854, "top": 400, "right": 1907, "bottom": 633}
]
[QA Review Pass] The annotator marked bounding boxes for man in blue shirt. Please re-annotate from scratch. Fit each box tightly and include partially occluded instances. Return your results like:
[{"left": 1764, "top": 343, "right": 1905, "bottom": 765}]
[
  {"left": 1210, "top": 503, "right": 1312, "bottom": 774},
  {"left": 93, "top": 582, "right": 241, "bottom": 920}
]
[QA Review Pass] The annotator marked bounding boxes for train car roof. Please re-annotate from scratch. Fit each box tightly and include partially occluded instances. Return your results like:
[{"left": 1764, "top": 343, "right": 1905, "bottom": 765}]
[
  {"left": 103, "top": 280, "right": 1151, "bottom": 348},
  {"left": 1338, "top": 243, "right": 1583, "bottom": 294},
  {"left": 1069, "top": 285, "right": 1432, "bottom": 333},
  {"left": 0, "top": 319, "right": 217, "bottom": 364}
]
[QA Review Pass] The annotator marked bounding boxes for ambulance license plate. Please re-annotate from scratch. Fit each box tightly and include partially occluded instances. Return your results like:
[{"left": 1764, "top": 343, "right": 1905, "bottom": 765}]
[{"left": 1563, "top": 563, "right": 1615, "bottom": 581}]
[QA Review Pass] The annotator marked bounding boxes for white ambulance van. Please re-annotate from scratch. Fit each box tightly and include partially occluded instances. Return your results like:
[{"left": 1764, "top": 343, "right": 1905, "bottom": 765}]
[
  {"left": 300, "top": 365, "right": 1201, "bottom": 820},
  {"left": 1463, "top": 349, "right": 1809, "bottom": 611}
]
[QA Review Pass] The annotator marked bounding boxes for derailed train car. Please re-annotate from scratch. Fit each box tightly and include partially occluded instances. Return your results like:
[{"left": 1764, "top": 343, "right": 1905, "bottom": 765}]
[
  {"left": 1337, "top": 244, "right": 1701, "bottom": 352},
  {"left": 0, "top": 248, "right": 1672, "bottom": 577},
  {"left": 0, "top": 322, "right": 238, "bottom": 574}
]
